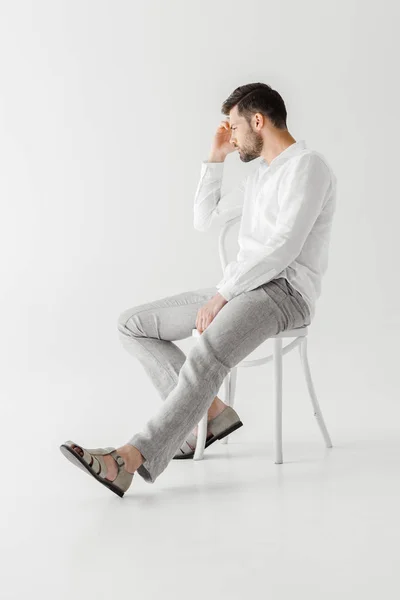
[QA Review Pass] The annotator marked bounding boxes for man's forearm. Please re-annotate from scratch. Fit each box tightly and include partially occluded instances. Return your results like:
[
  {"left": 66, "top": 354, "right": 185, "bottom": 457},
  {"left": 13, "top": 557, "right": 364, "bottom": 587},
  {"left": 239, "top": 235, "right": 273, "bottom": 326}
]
[{"left": 207, "top": 152, "right": 227, "bottom": 163}]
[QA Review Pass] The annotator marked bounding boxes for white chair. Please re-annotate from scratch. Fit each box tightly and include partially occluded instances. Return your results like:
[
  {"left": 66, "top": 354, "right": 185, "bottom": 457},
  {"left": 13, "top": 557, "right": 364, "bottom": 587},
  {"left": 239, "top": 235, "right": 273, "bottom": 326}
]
[{"left": 192, "top": 215, "right": 333, "bottom": 463}]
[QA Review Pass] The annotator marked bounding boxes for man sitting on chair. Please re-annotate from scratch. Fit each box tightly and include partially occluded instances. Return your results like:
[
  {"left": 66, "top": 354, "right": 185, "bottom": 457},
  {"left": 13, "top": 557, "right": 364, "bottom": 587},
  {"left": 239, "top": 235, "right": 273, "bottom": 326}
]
[{"left": 60, "top": 82, "right": 337, "bottom": 497}]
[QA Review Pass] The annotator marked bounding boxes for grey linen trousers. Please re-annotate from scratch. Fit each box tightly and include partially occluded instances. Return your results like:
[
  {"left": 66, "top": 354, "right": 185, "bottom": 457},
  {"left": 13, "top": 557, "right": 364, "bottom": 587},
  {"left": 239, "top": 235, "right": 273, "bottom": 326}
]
[{"left": 117, "top": 277, "right": 311, "bottom": 484}]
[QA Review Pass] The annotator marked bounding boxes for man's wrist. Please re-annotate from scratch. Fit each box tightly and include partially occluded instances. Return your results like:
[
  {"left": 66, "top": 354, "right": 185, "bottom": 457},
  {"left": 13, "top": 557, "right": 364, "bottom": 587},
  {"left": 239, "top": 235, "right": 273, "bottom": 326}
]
[
  {"left": 207, "top": 152, "right": 227, "bottom": 163},
  {"left": 216, "top": 291, "right": 229, "bottom": 303},
  {"left": 216, "top": 282, "right": 234, "bottom": 302}
]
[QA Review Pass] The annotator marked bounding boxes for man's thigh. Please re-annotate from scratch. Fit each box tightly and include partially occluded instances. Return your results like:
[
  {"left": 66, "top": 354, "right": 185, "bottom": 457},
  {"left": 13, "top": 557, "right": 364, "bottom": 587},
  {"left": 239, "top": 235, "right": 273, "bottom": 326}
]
[
  {"left": 117, "top": 286, "right": 218, "bottom": 341},
  {"left": 196, "top": 277, "right": 308, "bottom": 370}
]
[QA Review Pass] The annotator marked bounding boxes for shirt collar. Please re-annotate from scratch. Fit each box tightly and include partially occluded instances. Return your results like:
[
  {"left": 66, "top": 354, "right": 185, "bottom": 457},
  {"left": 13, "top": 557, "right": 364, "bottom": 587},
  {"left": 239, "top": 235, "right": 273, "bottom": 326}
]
[{"left": 260, "top": 139, "right": 307, "bottom": 168}]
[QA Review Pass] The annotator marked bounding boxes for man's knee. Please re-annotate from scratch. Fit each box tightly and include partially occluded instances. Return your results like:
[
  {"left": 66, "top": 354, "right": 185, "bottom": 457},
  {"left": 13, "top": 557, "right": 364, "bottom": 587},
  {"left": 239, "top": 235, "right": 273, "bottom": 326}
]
[{"left": 117, "top": 307, "right": 145, "bottom": 337}]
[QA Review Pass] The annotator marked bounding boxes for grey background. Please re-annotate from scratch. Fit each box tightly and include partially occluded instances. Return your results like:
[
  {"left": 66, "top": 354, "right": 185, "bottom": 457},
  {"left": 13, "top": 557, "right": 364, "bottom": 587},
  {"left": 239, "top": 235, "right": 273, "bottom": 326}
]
[
  {"left": 1, "top": 1, "right": 397, "bottom": 443},
  {"left": 0, "top": 1, "right": 399, "bottom": 597}
]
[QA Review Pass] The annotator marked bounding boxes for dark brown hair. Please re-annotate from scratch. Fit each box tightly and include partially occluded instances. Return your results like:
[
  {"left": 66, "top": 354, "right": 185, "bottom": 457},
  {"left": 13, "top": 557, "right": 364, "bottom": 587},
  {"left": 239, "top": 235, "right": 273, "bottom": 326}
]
[{"left": 221, "top": 82, "right": 287, "bottom": 130}]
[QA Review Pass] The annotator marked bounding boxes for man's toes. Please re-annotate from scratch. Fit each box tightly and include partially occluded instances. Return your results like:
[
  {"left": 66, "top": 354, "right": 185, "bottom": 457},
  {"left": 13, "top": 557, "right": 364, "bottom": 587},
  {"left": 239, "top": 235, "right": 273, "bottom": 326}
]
[{"left": 72, "top": 445, "right": 84, "bottom": 457}]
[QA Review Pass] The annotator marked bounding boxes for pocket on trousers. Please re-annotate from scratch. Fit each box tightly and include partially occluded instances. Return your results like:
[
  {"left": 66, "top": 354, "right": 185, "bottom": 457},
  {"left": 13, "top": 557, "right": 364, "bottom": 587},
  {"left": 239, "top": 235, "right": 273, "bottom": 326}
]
[
  {"left": 286, "top": 282, "right": 311, "bottom": 325},
  {"left": 261, "top": 277, "right": 289, "bottom": 305}
]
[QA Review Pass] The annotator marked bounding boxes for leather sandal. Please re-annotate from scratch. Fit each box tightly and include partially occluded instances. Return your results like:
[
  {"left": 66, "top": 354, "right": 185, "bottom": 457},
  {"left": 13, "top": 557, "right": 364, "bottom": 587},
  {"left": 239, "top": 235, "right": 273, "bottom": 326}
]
[
  {"left": 59, "top": 440, "right": 134, "bottom": 497},
  {"left": 173, "top": 405, "right": 243, "bottom": 460}
]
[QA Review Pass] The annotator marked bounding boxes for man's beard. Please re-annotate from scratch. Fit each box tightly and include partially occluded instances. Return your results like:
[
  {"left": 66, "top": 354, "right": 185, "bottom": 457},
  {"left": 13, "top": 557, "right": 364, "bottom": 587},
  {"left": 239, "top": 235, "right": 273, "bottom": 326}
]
[{"left": 240, "top": 131, "right": 264, "bottom": 162}]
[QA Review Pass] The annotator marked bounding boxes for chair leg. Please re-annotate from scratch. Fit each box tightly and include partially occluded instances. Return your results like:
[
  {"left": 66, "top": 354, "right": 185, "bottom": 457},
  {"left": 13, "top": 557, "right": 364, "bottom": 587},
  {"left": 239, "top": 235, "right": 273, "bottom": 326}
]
[
  {"left": 223, "top": 372, "right": 231, "bottom": 407},
  {"left": 229, "top": 367, "right": 238, "bottom": 408},
  {"left": 194, "top": 367, "right": 239, "bottom": 458},
  {"left": 273, "top": 338, "right": 283, "bottom": 464},
  {"left": 193, "top": 412, "right": 208, "bottom": 460},
  {"left": 298, "top": 337, "right": 333, "bottom": 448},
  {"left": 221, "top": 367, "right": 238, "bottom": 444}
]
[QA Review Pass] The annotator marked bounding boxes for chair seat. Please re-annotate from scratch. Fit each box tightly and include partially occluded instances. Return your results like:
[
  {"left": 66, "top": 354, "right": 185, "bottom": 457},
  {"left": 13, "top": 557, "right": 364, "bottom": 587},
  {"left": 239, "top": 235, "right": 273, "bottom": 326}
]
[
  {"left": 273, "top": 326, "right": 308, "bottom": 338},
  {"left": 192, "top": 326, "right": 308, "bottom": 338}
]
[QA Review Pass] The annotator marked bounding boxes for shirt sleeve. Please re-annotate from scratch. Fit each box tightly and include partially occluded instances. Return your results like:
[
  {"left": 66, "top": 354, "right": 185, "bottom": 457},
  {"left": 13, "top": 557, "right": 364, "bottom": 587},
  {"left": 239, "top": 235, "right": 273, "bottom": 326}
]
[
  {"left": 193, "top": 160, "right": 248, "bottom": 231},
  {"left": 217, "top": 153, "right": 332, "bottom": 301}
]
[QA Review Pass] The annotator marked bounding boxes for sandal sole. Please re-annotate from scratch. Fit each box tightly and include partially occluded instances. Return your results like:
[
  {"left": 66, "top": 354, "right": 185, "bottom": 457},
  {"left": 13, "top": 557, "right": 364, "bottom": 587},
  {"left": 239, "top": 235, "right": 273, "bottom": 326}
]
[
  {"left": 59, "top": 444, "right": 126, "bottom": 497},
  {"left": 173, "top": 420, "right": 243, "bottom": 460}
]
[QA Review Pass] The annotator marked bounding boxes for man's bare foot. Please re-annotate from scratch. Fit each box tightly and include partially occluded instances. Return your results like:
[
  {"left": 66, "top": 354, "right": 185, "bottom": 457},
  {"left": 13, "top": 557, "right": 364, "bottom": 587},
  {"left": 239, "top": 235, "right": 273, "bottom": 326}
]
[{"left": 71, "top": 444, "right": 144, "bottom": 482}]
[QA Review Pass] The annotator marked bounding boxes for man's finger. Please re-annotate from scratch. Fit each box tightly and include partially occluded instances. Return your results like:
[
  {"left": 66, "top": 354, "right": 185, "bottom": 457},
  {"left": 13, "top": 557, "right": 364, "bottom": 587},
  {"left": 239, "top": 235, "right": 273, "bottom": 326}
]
[{"left": 201, "top": 317, "right": 211, "bottom": 333}]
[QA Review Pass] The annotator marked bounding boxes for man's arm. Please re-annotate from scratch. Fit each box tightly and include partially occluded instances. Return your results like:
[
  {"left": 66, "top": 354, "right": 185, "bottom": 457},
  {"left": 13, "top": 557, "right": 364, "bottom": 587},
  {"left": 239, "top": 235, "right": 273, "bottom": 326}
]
[
  {"left": 217, "top": 153, "right": 332, "bottom": 301},
  {"left": 193, "top": 159, "right": 248, "bottom": 232}
]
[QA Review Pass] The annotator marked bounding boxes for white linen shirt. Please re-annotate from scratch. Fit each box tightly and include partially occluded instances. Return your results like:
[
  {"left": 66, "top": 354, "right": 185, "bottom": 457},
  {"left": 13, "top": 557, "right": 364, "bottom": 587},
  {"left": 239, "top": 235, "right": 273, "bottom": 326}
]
[{"left": 193, "top": 140, "right": 337, "bottom": 321}]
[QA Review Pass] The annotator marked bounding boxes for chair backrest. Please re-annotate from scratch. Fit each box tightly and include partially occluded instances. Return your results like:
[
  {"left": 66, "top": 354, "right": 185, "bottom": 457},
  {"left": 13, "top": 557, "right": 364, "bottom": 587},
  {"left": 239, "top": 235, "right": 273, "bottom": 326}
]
[{"left": 217, "top": 215, "right": 241, "bottom": 273}]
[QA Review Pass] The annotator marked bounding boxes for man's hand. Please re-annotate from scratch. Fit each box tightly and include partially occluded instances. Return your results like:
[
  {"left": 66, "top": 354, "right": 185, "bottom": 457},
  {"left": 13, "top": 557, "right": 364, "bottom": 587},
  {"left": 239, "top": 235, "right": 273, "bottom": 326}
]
[
  {"left": 208, "top": 120, "right": 239, "bottom": 162},
  {"left": 196, "top": 293, "right": 228, "bottom": 334}
]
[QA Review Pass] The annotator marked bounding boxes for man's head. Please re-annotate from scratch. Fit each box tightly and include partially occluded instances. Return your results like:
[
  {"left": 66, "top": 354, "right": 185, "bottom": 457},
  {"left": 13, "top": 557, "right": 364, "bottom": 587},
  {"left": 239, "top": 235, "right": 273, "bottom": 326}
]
[{"left": 221, "top": 82, "right": 288, "bottom": 163}]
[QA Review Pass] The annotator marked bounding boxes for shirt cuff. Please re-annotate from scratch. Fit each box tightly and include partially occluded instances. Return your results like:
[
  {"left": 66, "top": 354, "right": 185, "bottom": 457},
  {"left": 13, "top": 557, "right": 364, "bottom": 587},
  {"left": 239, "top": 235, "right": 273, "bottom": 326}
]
[
  {"left": 216, "top": 282, "right": 235, "bottom": 302},
  {"left": 200, "top": 160, "right": 225, "bottom": 179}
]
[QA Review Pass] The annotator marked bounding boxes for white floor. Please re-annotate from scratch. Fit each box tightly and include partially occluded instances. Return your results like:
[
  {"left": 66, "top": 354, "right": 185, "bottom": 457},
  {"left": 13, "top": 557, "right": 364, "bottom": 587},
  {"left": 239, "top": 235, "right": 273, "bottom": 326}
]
[{"left": 2, "top": 429, "right": 400, "bottom": 600}]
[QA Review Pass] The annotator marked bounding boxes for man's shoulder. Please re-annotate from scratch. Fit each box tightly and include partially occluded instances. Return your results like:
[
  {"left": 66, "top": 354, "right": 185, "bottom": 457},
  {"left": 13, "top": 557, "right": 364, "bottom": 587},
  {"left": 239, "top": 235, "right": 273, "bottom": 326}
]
[
  {"left": 309, "top": 148, "right": 334, "bottom": 171},
  {"left": 292, "top": 148, "right": 335, "bottom": 180}
]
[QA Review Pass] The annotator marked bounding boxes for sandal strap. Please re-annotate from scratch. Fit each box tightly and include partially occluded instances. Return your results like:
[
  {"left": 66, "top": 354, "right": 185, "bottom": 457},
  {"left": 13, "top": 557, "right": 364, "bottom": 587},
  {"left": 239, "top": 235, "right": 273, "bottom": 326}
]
[
  {"left": 83, "top": 448, "right": 123, "bottom": 478},
  {"left": 109, "top": 450, "right": 125, "bottom": 468},
  {"left": 64, "top": 441, "right": 132, "bottom": 489},
  {"left": 65, "top": 441, "right": 124, "bottom": 477},
  {"left": 64, "top": 441, "right": 96, "bottom": 467},
  {"left": 84, "top": 446, "right": 116, "bottom": 456},
  {"left": 91, "top": 455, "right": 106, "bottom": 477},
  {"left": 113, "top": 461, "right": 134, "bottom": 491},
  {"left": 81, "top": 448, "right": 95, "bottom": 467},
  {"left": 85, "top": 450, "right": 129, "bottom": 485}
]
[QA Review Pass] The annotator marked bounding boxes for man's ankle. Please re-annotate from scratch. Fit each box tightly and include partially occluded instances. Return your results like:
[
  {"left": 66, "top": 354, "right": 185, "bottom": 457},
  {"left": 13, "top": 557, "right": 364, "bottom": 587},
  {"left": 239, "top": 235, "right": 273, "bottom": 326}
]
[
  {"left": 117, "top": 444, "right": 145, "bottom": 471},
  {"left": 208, "top": 396, "right": 228, "bottom": 419}
]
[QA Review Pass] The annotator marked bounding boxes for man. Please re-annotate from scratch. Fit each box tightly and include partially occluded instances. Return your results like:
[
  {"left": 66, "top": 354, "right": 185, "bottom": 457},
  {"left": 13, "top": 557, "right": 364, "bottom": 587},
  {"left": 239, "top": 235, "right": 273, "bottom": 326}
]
[{"left": 60, "top": 82, "right": 337, "bottom": 497}]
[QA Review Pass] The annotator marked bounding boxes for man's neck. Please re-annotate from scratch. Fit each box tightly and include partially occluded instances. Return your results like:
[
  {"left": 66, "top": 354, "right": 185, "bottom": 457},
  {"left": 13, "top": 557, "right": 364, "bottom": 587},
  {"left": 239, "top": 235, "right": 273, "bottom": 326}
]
[{"left": 261, "top": 132, "right": 297, "bottom": 165}]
